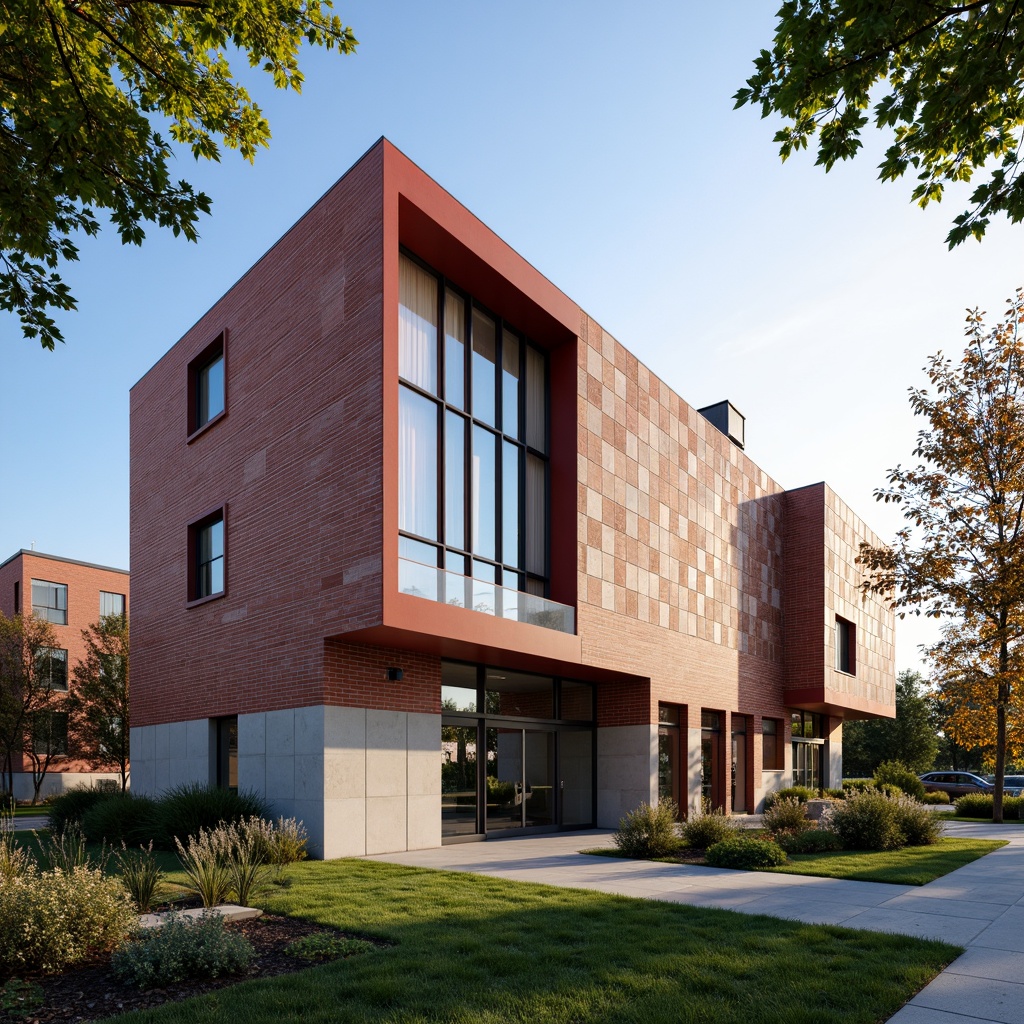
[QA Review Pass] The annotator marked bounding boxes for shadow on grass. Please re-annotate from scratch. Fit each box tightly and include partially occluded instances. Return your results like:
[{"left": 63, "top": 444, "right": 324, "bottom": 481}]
[{"left": 99, "top": 859, "right": 959, "bottom": 1024}]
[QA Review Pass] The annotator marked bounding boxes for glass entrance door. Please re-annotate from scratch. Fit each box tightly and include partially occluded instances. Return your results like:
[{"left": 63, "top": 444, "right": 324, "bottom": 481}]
[{"left": 485, "top": 727, "right": 555, "bottom": 832}]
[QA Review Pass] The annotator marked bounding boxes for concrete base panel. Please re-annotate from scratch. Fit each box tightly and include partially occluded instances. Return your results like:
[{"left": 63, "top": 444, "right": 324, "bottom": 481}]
[
  {"left": 596, "top": 724, "right": 656, "bottom": 827},
  {"left": 9, "top": 771, "right": 124, "bottom": 802}
]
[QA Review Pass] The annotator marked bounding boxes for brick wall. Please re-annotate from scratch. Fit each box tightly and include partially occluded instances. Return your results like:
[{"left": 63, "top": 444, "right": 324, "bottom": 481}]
[{"left": 131, "top": 145, "right": 387, "bottom": 727}]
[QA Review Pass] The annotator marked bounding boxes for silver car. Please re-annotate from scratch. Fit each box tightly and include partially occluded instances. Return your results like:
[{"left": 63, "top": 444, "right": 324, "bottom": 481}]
[{"left": 919, "top": 771, "right": 1024, "bottom": 799}]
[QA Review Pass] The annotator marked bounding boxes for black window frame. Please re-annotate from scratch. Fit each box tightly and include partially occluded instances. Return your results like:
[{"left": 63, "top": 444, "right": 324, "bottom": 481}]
[
  {"left": 36, "top": 647, "right": 68, "bottom": 691},
  {"left": 187, "top": 331, "right": 228, "bottom": 440},
  {"left": 835, "top": 615, "right": 856, "bottom": 675},
  {"left": 187, "top": 505, "right": 227, "bottom": 605},
  {"left": 397, "top": 248, "right": 551, "bottom": 599}
]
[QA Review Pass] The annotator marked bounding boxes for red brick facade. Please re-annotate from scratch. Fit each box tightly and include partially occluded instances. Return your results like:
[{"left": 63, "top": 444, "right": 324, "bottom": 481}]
[{"left": 130, "top": 139, "right": 895, "bottom": 828}]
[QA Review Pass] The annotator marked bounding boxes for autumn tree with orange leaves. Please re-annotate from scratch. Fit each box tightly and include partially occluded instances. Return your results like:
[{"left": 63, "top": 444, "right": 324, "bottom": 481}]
[{"left": 860, "top": 292, "right": 1024, "bottom": 822}]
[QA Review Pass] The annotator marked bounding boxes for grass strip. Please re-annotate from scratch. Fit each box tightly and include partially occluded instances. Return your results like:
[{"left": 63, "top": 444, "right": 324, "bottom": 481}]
[
  {"left": 99, "top": 858, "right": 958, "bottom": 1024},
  {"left": 767, "top": 838, "right": 1006, "bottom": 885}
]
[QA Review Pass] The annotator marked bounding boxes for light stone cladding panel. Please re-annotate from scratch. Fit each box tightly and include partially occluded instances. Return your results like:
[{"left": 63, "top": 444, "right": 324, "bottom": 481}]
[
  {"left": 596, "top": 724, "right": 657, "bottom": 827},
  {"left": 129, "top": 719, "right": 214, "bottom": 798},
  {"left": 235, "top": 705, "right": 440, "bottom": 858}
]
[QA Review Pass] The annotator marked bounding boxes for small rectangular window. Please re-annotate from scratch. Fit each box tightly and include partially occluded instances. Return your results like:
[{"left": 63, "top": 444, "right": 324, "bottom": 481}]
[
  {"left": 13, "top": 581, "right": 19, "bottom": 614},
  {"left": 36, "top": 648, "right": 68, "bottom": 691},
  {"left": 100, "top": 591, "right": 126, "bottom": 619},
  {"left": 187, "top": 333, "right": 227, "bottom": 437},
  {"left": 31, "top": 580, "right": 67, "bottom": 624},
  {"left": 188, "top": 508, "right": 226, "bottom": 602},
  {"left": 835, "top": 616, "right": 856, "bottom": 674},
  {"left": 762, "top": 718, "right": 783, "bottom": 770}
]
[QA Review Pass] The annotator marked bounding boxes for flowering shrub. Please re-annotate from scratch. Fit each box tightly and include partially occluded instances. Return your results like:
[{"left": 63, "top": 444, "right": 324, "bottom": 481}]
[{"left": 0, "top": 866, "right": 136, "bottom": 974}]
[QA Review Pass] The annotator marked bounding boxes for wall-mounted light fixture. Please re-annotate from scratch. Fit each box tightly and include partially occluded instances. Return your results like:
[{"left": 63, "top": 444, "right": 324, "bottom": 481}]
[{"left": 386, "top": 667, "right": 404, "bottom": 682}]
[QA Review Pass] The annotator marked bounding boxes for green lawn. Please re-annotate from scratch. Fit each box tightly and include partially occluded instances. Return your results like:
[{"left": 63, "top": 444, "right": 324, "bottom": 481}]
[
  {"left": 767, "top": 838, "right": 1006, "bottom": 885},
  {"left": 584, "top": 837, "right": 1005, "bottom": 885},
  {"left": 936, "top": 812, "right": 1024, "bottom": 825},
  {"left": 93, "top": 859, "right": 959, "bottom": 1024}
]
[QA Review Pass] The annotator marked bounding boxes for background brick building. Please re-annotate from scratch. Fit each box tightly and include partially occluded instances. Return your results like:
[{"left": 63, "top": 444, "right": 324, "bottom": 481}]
[
  {"left": 0, "top": 550, "right": 129, "bottom": 800},
  {"left": 129, "top": 139, "right": 895, "bottom": 857}
]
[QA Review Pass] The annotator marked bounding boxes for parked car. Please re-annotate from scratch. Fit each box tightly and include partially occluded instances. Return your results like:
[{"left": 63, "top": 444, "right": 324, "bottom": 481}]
[
  {"left": 918, "top": 771, "right": 1024, "bottom": 799},
  {"left": 983, "top": 775, "right": 1024, "bottom": 790}
]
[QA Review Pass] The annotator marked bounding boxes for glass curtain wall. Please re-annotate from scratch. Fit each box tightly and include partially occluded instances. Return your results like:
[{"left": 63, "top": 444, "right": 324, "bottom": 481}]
[
  {"left": 441, "top": 662, "right": 595, "bottom": 840},
  {"left": 398, "top": 251, "right": 550, "bottom": 602}
]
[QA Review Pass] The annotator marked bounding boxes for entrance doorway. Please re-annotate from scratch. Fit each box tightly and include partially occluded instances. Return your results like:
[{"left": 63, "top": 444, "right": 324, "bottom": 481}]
[{"left": 440, "top": 661, "right": 595, "bottom": 841}]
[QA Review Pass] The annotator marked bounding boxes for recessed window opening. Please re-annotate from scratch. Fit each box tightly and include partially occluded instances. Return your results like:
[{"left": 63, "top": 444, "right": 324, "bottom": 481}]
[
  {"left": 188, "top": 508, "right": 226, "bottom": 602},
  {"left": 398, "top": 250, "right": 550, "bottom": 601},
  {"left": 187, "top": 332, "right": 226, "bottom": 437},
  {"left": 835, "top": 616, "right": 856, "bottom": 674}
]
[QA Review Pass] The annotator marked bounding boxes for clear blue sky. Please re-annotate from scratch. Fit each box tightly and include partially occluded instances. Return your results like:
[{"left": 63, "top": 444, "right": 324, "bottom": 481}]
[{"left": 3, "top": 1, "right": 1022, "bottom": 671}]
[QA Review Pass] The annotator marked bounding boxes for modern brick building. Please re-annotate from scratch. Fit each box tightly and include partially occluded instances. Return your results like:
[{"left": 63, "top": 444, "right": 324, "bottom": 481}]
[
  {"left": 0, "top": 550, "right": 129, "bottom": 800},
  {"left": 129, "top": 139, "right": 895, "bottom": 858}
]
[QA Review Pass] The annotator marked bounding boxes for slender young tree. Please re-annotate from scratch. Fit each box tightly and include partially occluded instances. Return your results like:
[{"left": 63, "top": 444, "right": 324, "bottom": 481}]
[
  {"left": 860, "top": 292, "right": 1024, "bottom": 821},
  {"left": 0, "top": 612, "right": 63, "bottom": 800},
  {"left": 70, "top": 614, "right": 130, "bottom": 792}
]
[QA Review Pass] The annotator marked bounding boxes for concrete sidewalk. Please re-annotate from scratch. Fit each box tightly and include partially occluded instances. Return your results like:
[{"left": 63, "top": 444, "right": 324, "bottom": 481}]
[{"left": 368, "top": 821, "right": 1024, "bottom": 1024}]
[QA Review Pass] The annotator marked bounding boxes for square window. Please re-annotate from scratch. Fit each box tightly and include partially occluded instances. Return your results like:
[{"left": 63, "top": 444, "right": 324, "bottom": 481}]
[
  {"left": 187, "top": 333, "right": 227, "bottom": 437},
  {"left": 32, "top": 711, "right": 68, "bottom": 756},
  {"left": 100, "top": 591, "right": 126, "bottom": 619},
  {"left": 36, "top": 647, "right": 68, "bottom": 691},
  {"left": 188, "top": 508, "right": 226, "bottom": 602},
  {"left": 31, "top": 580, "right": 67, "bottom": 624},
  {"left": 835, "top": 616, "right": 856, "bottom": 674}
]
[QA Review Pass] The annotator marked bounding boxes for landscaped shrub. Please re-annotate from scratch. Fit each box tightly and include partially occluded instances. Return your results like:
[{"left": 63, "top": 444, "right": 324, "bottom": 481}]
[
  {"left": 114, "top": 843, "right": 165, "bottom": 914},
  {"left": 0, "top": 866, "right": 137, "bottom": 974},
  {"left": 174, "top": 827, "right": 234, "bottom": 908},
  {"left": 953, "top": 794, "right": 1024, "bottom": 819},
  {"left": 873, "top": 761, "right": 926, "bottom": 801},
  {"left": 876, "top": 782, "right": 904, "bottom": 799},
  {"left": 921, "top": 790, "right": 951, "bottom": 805},
  {"left": 0, "top": 812, "right": 32, "bottom": 882},
  {"left": 679, "top": 803, "right": 738, "bottom": 850},
  {"left": 842, "top": 779, "right": 876, "bottom": 794},
  {"left": 36, "top": 822, "right": 101, "bottom": 873},
  {"left": 824, "top": 791, "right": 904, "bottom": 851},
  {"left": 822, "top": 787, "right": 846, "bottom": 800},
  {"left": 776, "top": 828, "right": 844, "bottom": 854},
  {"left": 46, "top": 788, "right": 108, "bottom": 836},
  {"left": 892, "top": 796, "right": 943, "bottom": 846},
  {"left": 81, "top": 792, "right": 162, "bottom": 846},
  {"left": 705, "top": 836, "right": 787, "bottom": 869},
  {"left": 158, "top": 783, "right": 269, "bottom": 846},
  {"left": 613, "top": 801, "right": 681, "bottom": 858},
  {"left": 763, "top": 786, "right": 818, "bottom": 809},
  {"left": 112, "top": 912, "right": 254, "bottom": 988},
  {"left": 761, "top": 796, "right": 811, "bottom": 835}
]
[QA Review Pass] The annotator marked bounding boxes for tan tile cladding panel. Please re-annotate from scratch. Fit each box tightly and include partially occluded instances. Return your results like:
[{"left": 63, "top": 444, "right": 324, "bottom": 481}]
[
  {"left": 130, "top": 147, "right": 386, "bottom": 728},
  {"left": 574, "top": 313, "right": 789, "bottom": 725}
]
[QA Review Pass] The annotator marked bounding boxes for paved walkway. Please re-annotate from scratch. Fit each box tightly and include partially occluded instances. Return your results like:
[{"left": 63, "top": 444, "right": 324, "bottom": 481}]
[{"left": 368, "top": 822, "right": 1024, "bottom": 1024}]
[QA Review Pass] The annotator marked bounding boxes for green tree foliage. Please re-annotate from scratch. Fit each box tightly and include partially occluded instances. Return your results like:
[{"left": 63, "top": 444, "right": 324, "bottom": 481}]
[
  {"left": 69, "top": 614, "right": 130, "bottom": 792},
  {"left": 2, "top": 0, "right": 357, "bottom": 349},
  {"left": 0, "top": 612, "right": 64, "bottom": 800},
  {"left": 843, "top": 670, "right": 938, "bottom": 777},
  {"left": 735, "top": 2, "right": 1024, "bottom": 246},
  {"left": 859, "top": 293, "right": 1024, "bottom": 821}
]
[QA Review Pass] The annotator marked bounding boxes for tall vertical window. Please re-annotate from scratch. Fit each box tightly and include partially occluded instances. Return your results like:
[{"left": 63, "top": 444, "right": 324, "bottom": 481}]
[
  {"left": 189, "top": 509, "right": 225, "bottom": 601},
  {"left": 188, "top": 333, "right": 226, "bottom": 436},
  {"left": 398, "top": 251, "right": 550, "bottom": 599},
  {"left": 100, "top": 591, "right": 126, "bottom": 619},
  {"left": 36, "top": 648, "right": 68, "bottom": 691},
  {"left": 13, "top": 581, "right": 20, "bottom": 614},
  {"left": 31, "top": 580, "right": 67, "bottom": 624},
  {"left": 835, "top": 616, "right": 856, "bottom": 674},
  {"left": 762, "top": 718, "right": 783, "bottom": 771}
]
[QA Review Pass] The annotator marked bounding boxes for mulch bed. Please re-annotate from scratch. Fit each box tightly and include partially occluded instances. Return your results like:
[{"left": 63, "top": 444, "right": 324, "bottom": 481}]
[{"left": 1, "top": 913, "right": 379, "bottom": 1024}]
